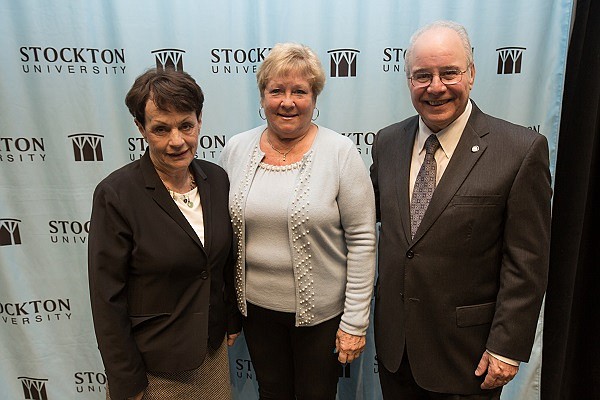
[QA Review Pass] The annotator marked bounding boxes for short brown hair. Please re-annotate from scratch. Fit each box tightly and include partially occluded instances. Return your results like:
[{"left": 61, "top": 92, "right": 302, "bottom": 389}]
[
  {"left": 257, "top": 43, "right": 325, "bottom": 100},
  {"left": 125, "top": 68, "right": 204, "bottom": 125}
]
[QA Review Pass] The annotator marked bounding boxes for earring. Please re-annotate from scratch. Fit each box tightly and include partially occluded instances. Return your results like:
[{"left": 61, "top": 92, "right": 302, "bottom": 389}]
[
  {"left": 258, "top": 107, "right": 266, "bottom": 120},
  {"left": 311, "top": 107, "right": 320, "bottom": 121}
]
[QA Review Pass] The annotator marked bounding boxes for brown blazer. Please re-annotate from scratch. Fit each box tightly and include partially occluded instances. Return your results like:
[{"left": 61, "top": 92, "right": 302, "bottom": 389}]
[
  {"left": 88, "top": 150, "right": 241, "bottom": 400},
  {"left": 370, "top": 102, "right": 551, "bottom": 394}
]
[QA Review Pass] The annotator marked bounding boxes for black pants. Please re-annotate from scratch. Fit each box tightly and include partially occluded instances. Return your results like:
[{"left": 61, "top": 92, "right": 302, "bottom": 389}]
[
  {"left": 243, "top": 302, "right": 341, "bottom": 400},
  {"left": 378, "top": 352, "right": 502, "bottom": 400}
]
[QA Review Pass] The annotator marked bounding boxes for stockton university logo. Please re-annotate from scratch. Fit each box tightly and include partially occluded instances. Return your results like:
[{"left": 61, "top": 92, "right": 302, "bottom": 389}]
[
  {"left": 0, "top": 137, "right": 46, "bottom": 163},
  {"left": 18, "top": 376, "right": 48, "bottom": 400},
  {"left": 20, "top": 46, "right": 126, "bottom": 75},
  {"left": 68, "top": 133, "right": 103, "bottom": 161},
  {"left": 0, "top": 218, "right": 21, "bottom": 246},
  {"left": 340, "top": 131, "right": 376, "bottom": 156},
  {"left": 496, "top": 47, "right": 526, "bottom": 74},
  {"left": 74, "top": 371, "right": 107, "bottom": 394},
  {"left": 1, "top": 298, "right": 72, "bottom": 325},
  {"left": 49, "top": 219, "right": 90, "bottom": 245},
  {"left": 328, "top": 49, "right": 360, "bottom": 77},
  {"left": 382, "top": 47, "right": 406, "bottom": 73},
  {"left": 152, "top": 48, "right": 185, "bottom": 71},
  {"left": 210, "top": 47, "right": 271, "bottom": 74}
]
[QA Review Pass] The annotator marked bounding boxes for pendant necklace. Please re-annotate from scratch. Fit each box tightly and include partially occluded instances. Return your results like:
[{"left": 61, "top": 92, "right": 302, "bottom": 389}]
[
  {"left": 266, "top": 131, "right": 309, "bottom": 162},
  {"left": 163, "top": 173, "right": 197, "bottom": 208}
]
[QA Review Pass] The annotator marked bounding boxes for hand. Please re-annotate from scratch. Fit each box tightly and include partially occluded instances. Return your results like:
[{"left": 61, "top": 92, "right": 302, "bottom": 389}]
[
  {"left": 227, "top": 332, "right": 241, "bottom": 346},
  {"left": 335, "top": 328, "right": 366, "bottom": 365},
  {"left": 128, "top": 391, "right": 144, "bottom": 400},
  {"left": 475, "top": 351, "right": 519, "bottom": 389}
]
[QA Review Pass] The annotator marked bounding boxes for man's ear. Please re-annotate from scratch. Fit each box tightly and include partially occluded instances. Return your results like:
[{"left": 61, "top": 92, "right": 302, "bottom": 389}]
[{"left": 468, "top": 63, "right": 476, "bottom": 89}]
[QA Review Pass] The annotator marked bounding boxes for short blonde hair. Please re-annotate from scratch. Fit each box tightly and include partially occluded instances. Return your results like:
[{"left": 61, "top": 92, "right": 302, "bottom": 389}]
[{"left": 257, "top": 43, "right": 325, "bottom": 99}]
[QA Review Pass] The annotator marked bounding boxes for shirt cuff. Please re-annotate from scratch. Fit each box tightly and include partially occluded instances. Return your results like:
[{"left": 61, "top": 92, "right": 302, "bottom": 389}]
[{"left": 486, "top": 350, "right": 520, "bottom": 367}]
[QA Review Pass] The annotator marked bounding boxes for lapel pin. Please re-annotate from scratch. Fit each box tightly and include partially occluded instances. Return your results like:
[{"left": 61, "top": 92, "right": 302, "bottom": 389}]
[{"left": 471, "top": 145, "right": 480, "bottom": 153}]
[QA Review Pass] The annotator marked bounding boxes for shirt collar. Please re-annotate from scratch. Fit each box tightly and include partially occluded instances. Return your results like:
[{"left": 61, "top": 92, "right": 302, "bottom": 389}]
[{"left": 416, "top": 100, "right": 473, "bottom": 159}]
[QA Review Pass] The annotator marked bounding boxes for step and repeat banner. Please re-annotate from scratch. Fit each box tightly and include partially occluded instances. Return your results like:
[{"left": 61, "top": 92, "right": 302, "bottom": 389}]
[{"left": 0, "top": 1, "right": 571, "bottom": 399}]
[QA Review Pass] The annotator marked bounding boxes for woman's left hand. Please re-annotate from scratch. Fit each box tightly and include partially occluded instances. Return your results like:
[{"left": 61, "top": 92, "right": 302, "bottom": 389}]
[
  {"left": 227, "top": 332, "right": 241, "bottom": 346},
  {"left": 335, "top": 329, "right": 366, "bottom": 364}
]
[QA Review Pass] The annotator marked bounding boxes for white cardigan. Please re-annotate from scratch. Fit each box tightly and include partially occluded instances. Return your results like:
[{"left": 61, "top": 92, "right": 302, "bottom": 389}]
[{"left": 220, "top": 125, "right": 376, "bottom": 335}]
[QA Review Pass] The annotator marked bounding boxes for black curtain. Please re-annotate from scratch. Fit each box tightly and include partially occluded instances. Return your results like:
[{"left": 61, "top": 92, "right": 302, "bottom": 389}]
[{"left": 542, "top": 0, "right": 600, "bottom": 398}]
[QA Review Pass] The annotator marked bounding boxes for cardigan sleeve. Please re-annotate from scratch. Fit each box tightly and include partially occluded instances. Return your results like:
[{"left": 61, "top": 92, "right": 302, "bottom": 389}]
[{"left": 336, "top": 144, "right": 377, "bottom": 336}]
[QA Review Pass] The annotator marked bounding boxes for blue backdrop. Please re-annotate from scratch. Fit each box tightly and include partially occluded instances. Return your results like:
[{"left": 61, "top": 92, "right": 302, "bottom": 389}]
[{"left": 0, "top": 1, "right": 571, "bottom": 399}]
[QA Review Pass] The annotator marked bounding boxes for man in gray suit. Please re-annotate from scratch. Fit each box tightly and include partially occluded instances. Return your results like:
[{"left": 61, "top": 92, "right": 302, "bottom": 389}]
[{"left": 370, "top": 21, "right": 551, "bottom": 399}]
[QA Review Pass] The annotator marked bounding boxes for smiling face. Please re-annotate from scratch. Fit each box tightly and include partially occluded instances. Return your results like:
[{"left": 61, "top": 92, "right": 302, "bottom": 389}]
[
  {"left": 136, "top": 99, "right": 201, "bottom": 175},
  {"left": 407, "top": 27, "right": 475, "bottom": 132},
  {"left": 261, "top": 72, "right": 316, "bottom": 139}
]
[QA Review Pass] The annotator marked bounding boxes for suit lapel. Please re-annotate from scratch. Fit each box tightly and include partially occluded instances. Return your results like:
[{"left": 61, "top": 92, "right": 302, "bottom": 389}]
[
  {"left": 395, "top": 118, "right": 419, "bottom": 244},
  {"left": 411, "top": 104, "right": 489, "bottom": 244},
  {"left": 191, "top": 161, "right": 211, "bottom": 254},
  {"left": 140, "top": 151, "right": 206, "bottom": 253}
]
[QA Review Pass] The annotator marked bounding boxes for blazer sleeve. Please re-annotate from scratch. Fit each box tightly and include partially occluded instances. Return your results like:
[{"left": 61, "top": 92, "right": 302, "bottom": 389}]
[
  {"left": 218, "top": 141, "right": 243, "bottom": 333},
  {"left": 88, "top": 181, "right": 148, "bottom": 400},
  {"left": 486, "top": 133, "right": 552, "bottom": 361},
  {"left": 224, "top": 243, "right": 242, "bottom": 334}
]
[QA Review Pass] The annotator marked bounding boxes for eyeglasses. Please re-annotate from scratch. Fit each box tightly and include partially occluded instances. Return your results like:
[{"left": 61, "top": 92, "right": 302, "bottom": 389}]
[{"left": 409, "top": 66, "right": 470, "bottom": 88}]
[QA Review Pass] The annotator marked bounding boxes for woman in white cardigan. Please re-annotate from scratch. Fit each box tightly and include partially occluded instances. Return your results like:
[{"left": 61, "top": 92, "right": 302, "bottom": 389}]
[{"left": 220, "top": 43, "right": 376, "bottom": 400}]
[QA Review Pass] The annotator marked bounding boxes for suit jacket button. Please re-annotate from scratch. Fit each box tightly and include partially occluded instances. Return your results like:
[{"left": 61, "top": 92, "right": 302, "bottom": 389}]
[
  {"left": 200, "top": 270, "right": 209, "bottom": 280},
  {"left": 406, "top": 250, "right": 414, "bottom": 259}
]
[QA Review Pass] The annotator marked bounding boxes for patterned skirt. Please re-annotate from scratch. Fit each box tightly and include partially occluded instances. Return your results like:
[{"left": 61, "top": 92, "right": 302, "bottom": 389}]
[{"left": 106, "top": 337, "right": 232, "bottom": 400}]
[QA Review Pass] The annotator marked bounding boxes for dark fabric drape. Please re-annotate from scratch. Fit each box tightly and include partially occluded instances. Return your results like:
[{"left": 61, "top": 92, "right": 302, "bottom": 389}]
[{"left": 542, "top": 0, "right": 600, "bottom": 398}]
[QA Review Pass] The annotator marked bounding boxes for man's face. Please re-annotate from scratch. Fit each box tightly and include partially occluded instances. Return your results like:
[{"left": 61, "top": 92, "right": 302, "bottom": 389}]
[{"left": 407, "top": 27, "right": 475, "bottom": 132}]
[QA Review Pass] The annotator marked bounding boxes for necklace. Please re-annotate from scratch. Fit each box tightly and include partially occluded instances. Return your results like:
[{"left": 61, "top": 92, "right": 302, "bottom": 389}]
[
  {"left": 168, "top": 188, "right": 196, "bottom": 208},
  {"left": 163, "top": 173, "right": 197, "bottom": 208},
  {"left": 266, "top": 131, "right": 309, "bottom": 162}
]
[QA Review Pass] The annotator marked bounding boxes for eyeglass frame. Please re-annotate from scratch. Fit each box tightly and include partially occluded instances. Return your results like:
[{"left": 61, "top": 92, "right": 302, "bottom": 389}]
[{"left": 408, "top": 64, "right": 472, "bottom": 88}]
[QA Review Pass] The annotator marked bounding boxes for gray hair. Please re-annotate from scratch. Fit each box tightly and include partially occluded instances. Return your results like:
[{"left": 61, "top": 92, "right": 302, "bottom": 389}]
[{"left": 404, "top": 20, "right": 474, "bottom": 77}]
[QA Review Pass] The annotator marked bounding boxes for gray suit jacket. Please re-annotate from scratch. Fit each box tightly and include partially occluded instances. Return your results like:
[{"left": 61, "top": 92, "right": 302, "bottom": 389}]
[{"left": 370, "top": 102, "right": 551, "bottom": 394}]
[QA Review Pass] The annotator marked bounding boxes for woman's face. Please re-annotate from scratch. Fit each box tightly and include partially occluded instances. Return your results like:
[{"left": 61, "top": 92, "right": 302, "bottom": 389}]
[
  {"left": 261, "top": 72, "right": 316, "bottom": 139},
  {"left": 136, "top": 99, "right": 200, "bottom": 175}
]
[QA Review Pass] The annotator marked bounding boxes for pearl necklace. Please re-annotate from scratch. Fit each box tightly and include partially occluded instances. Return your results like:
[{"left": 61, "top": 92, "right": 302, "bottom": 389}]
[{"left": 163, "top": 173, "right": 197, "bottom": 208}]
